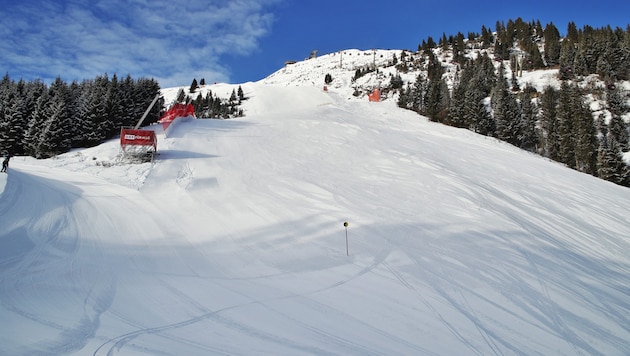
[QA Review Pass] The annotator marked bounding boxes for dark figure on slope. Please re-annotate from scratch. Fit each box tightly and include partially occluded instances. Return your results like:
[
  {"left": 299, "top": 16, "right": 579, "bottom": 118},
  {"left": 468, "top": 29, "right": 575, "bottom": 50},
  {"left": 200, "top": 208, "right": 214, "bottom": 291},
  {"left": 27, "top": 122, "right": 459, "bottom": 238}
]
[{"left": 1, "top": 156, "right": 10, "bottom": 173}]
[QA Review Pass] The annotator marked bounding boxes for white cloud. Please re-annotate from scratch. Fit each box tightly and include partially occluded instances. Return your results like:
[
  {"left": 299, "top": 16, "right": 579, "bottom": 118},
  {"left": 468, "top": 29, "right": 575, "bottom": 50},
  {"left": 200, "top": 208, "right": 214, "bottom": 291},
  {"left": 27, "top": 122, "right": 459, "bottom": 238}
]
[{"left": 0, "top": 0, "right": 280, "bottom": 87}]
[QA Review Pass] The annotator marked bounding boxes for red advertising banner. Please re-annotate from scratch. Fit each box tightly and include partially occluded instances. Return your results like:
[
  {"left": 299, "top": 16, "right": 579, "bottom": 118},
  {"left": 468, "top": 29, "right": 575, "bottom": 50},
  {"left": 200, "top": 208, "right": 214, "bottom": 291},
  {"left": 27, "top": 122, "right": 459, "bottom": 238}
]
[{"left": 120, "top": 129, "right": 157, "bottom": 151}]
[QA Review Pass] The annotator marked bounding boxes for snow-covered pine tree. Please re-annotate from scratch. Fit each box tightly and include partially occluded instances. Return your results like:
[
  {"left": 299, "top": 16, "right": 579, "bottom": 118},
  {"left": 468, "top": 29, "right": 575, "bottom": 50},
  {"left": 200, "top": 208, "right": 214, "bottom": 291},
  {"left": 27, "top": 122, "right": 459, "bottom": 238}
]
[
  {"left": 492, "top": 62, "right": 521, "bottom": 146},
  {"left": 606, "top": 87, "right": 629, "bottom": 151},
  {"left": 539, "top": 86, "right": 561, "bottom": 160},
  {"left": 597, "top": 134, "right": 630, "bottom": 186},
  {"left": 5, "top": 94, "right": 27, "bottom": 155},
  {"left": 38, "top": 78, "right": 73, "bottom": 157},
  {"left": 572, "top": 91, "right": 598, "bottom": 175},
  {"left": 556, "top": 82, "right": 577, "bottom": 168},
  {"left": 517, "top": 91, "right": 538, "bottom": 152},
  {"left": 24, "top": 89, "right": 50, "bottom": 157},
  {"left": 543, "top": 22, "right": 561, "bottom": 66}
]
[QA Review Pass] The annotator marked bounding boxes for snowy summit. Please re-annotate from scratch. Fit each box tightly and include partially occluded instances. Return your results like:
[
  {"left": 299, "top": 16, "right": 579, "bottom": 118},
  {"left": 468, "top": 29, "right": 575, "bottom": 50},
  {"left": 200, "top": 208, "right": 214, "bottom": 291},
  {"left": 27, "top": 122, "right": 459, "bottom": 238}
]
[{"left": 1, "top": 49, "right": 630, "bottom": 355}]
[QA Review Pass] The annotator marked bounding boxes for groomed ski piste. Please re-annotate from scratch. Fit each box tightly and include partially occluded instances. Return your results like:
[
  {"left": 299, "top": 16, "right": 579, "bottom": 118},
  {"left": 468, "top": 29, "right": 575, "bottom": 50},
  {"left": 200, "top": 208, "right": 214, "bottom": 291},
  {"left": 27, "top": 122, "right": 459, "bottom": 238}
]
[{"left": 1, "top": 50, "right": 630, "bottom": 355}]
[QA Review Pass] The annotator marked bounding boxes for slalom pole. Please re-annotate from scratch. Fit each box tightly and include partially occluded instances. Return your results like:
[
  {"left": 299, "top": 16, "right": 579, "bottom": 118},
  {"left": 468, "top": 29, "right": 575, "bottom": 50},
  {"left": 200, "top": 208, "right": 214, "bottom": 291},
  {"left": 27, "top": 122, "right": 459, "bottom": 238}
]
[{"left": 344, "top": 221, "right": 349, "bottom": 256}]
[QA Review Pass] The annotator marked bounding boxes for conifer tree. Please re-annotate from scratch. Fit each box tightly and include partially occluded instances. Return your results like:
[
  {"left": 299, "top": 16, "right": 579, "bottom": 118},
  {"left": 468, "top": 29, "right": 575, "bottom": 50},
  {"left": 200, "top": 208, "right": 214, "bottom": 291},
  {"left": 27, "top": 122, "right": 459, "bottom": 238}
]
[
  {"left": 411, "top": 74, "right": 427, "bottom": 113},
  {"left": 480, "top": 25, "right": 493, "bottom": 49},
  {"left": 566, "top": 22, "right": 579, "bottom": 43},
  {"left": 596, "top": 56, "right": 614, "bottom": 80},
  {"left": 447, "top": 59, "right": 477, "bottom": 128},
  {"left": 534, "top": 20, "right": 544, "bottom": 40},
  {"left": 440, "top": 33, "right": 449, "bottom": 51},
  {"left": 425, "top": 78, "right": 449, "bottom": 122},
  {"left": 86, "top": 81, "right": 108, "bottom": 145},
  {"left": 397, "top": 83, "right": 411, "bottom": 110},
  {"left": 18, "top": 80, "right": 46, "bottom": 155},
  {"left": 558, "top": 40, "right": 576, "bottom": 80},
  {"left": 5, "top": 94, "right": 27, "bottom": 155},
  {"left": 38, "top": 78, "right": 73, "bottom": 157},
  {"left": 118, "top": 75, "right": 137, "bottom": 128},
  {"left": 0, "top": 78, "right": 28, "bottom": 155},
  {"left": 190, "top": 78, "right": 198, "bottom": 93},
  {"left": 470, "top": 95, "right": 494, "bottom": 136},
  {"left": 464, "top": 71, "right": 494, "bottom": 136},
  {"left": 73, "top": 83, "right": 94, "bottom": 147},
  {"left": 492, "top": 63, "right": 521, "bottom": 145},
  {"left": 543, "top": 22, "right": 561, "bottom": 66},
  {"left": 24, "top": 89, "right": 50, "bottom": 157},
  {"left": 103, "top": 74, "right": 121, "bottom": 137},
  {"left": 137, "top": 78, "right": 162, "bottom": 125},
  {"left": 572, "top": 50, "right": 588, "bottom": 76},
  {"left": 608, "top": 115, "right": 629, "bottom": 152},
  {"left": 539, "top": 86, "right": 560, "bottom": 160},
  {"left": 452, "top": 32, "right": 466, "bottom": 65},
  {"left": 437, "top": 79, "right": 451, "bottom": 122},
  {"left": 0, "top": 75, "right": 11, "bottom": 155},
  {"left": 494, "top": 21, "right": 510, "bottom": 60},
  {"left": 204, "top": 92, "right": 213, "bottom": 117},
  {"left": 324, "top": 73, "right": 333, "bottom": 85},
  {"left": 193, "top": 93, "right": 204, "bottom": 117},
  {"left": 607, "top": 88, "right": 629, "bottom": 151},
  {"left": 510, "top": 70, "right": 519, "bottom": 91},
  {"left": 528, "top": 44, "right": 545, "bottom": 70},
  {"left": 556, "top": 82, "right": 577, "bottom": 168},
  {"left": 237, "top": 85, "right": 245, "bottom": 101},
  {"left": 176, "top": 88, "right": 186, "bottom": 103},
  {"left": 447, "top": 82, "right": 467, "bottom": 128},
  {"left": 572, "top": 92, "right": 598, "bottom": 174},
  {"left": 597, "top": 134, "right": 630, "bottom": 186},
  {"left": 473, "top": 52, "right": 496, "bottom": 96},
  {"left": 518, "top": 91, "right": 538, "bottom": 151}
]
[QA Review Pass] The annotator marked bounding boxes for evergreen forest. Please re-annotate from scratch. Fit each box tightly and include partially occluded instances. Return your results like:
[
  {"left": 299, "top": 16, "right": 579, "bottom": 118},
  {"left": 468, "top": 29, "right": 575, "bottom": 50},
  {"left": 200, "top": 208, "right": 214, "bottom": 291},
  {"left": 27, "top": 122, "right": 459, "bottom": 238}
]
[
  {"left": 398, "top": 18, "right": 630, "bottom": 186},
  {"left": 187, "top": 80, "right": 246, "bottom": 119},
  {"left": 0, "top": 74, "right": 161, "bottom": 159}
]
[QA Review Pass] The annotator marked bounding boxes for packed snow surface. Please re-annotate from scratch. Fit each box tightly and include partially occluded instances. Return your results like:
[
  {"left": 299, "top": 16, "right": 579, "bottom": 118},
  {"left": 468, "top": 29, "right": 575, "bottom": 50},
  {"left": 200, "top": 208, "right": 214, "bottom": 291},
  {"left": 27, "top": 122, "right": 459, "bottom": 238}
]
[{"left": 2, "top": 51, "right": 630, "bottom": 355}]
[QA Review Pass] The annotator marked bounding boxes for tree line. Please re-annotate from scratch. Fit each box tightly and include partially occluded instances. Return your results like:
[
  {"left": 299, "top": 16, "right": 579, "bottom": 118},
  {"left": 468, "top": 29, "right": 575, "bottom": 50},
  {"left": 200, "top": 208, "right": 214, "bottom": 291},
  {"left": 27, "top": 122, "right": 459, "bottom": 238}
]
[
  {"left": 170, "top": 79, "right": 246, "bottom": 119},
  {"left": 190, "top": 84, "right": 245, "bottom": 119},
  {"left": 0, "top": 73, "right": 161, "bottom": 159},
  {"left": 400, "top": 19, "right": 630, "bottom": 186},
  {"left": 419, "top": 18, "right": 630, "bottom": 81}
]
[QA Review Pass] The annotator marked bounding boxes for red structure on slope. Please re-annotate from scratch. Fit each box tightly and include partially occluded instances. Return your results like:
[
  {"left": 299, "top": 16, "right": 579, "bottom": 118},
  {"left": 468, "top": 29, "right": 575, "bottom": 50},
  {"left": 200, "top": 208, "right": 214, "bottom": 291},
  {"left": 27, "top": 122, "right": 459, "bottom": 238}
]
[
  {"left": 368, "top": 88, "right": 381, "bottom": 102},
  {"left": 158, "top": 103, "right": 195, "bottom": 131},
  {"left": 120, "top": 129, "right": 157, "bottom": 152},
  {"left": 120, "top": 94, "right": 161, "bottom": 161}
]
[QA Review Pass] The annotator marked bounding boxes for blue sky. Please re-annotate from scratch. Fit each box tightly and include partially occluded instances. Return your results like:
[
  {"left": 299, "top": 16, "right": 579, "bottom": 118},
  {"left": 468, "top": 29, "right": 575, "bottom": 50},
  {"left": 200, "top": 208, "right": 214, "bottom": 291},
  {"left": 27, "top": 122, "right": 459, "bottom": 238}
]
[{"left": 1, "top": 0, "right": 629, "bottom": 88}]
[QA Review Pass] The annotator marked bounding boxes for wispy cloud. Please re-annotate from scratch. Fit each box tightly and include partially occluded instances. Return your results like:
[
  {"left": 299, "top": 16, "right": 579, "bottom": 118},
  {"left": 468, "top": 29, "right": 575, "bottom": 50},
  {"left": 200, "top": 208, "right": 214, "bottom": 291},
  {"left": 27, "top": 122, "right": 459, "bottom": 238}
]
[{"left": 0, "top": 0, "right": 280, "bottom": 87}]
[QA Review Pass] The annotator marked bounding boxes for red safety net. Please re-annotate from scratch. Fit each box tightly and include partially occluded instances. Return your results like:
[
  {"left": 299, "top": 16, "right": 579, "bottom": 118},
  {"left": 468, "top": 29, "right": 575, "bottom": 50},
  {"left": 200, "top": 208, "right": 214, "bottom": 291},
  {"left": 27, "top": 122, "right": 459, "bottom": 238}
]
[{"left": 159, "top": 103, "right": 195, "bottom": 130}]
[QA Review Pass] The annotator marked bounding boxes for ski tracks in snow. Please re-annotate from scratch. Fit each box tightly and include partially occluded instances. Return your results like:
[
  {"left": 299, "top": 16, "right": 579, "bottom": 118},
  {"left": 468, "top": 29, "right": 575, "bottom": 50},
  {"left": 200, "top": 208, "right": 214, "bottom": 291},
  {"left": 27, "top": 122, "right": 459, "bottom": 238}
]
[{"left": 0, "top": 169, "right": 118, "bottom": 354}]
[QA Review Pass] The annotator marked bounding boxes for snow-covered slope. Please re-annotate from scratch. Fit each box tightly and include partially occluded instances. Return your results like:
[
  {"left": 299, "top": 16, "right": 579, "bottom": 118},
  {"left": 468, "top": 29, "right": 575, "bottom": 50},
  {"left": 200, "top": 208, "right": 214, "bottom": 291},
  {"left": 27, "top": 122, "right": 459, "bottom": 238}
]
[{"left": 1, "top": 52, "right": 630, "bottom": 355}]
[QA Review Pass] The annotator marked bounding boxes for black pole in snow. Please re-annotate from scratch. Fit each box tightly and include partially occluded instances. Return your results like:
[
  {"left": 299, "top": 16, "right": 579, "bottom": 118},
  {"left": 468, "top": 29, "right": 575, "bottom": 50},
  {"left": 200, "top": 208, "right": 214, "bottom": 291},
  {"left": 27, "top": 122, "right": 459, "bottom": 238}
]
[{"left": 344, "top": 221, "right": 349, "bottom": 256}]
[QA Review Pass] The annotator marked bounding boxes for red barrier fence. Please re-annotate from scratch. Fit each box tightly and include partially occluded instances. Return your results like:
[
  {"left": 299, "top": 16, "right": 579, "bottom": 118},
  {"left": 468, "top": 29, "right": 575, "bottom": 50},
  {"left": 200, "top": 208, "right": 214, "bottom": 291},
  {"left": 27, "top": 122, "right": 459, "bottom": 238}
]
[{"left": 159, "top": 103, "right": 195, "bottom": 130}]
